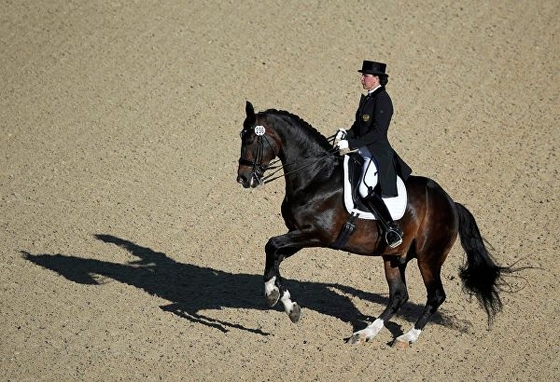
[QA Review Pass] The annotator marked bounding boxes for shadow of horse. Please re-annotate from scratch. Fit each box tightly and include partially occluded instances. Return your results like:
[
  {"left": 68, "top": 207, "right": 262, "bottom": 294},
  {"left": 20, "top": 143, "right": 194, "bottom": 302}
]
[{"left": 22, "top": 234, "right": 456, "bottom": 339}]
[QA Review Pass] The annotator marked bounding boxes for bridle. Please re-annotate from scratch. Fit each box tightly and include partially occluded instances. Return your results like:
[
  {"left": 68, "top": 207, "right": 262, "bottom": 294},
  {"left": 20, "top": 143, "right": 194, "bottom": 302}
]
[
  {"left": 239, "top": 124, "right": 338, "bottom": 185},
  {"left": 238, "top": 125, "right": 278, "bottom": 185}
]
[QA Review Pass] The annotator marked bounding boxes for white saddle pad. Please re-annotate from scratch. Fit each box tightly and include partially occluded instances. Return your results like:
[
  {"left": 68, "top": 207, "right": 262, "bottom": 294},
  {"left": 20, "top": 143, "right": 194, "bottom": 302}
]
[{"left": 342, "top": 155, "right": 407, "bottom": 220}]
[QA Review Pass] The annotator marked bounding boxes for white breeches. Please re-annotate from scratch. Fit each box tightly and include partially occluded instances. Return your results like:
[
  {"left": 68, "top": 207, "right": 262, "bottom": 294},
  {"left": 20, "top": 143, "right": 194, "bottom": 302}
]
[{"left": 357, "top": 147, "right": 378, "bottom": 198}]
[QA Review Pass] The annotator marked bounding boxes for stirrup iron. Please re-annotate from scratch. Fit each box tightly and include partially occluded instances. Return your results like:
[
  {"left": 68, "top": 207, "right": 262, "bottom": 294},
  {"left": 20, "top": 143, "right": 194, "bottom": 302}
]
[{"left": 385, "top": 227, "right": 403, "bottom": 248}]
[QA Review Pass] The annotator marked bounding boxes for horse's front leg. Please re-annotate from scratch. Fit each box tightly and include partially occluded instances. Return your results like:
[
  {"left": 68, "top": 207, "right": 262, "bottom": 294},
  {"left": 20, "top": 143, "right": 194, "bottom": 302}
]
[{"left": 263, "top": 231, "right": 312, "bottom": 323}]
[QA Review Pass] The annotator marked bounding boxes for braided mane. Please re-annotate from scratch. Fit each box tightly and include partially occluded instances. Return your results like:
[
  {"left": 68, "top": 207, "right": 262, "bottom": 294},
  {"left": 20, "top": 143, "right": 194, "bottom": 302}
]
[{"left": 259, "top": 109, "right": 332, "bottom": 150}]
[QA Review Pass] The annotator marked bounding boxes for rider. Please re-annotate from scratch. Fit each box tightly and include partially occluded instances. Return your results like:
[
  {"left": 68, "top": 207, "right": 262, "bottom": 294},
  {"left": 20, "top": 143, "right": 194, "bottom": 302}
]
[{"left": 336, "top": 60, "right": 412, "bottom": 248}]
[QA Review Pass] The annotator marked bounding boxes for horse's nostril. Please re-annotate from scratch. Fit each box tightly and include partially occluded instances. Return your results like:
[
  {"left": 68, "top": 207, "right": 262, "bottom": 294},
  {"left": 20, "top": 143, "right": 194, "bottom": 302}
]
[{"left": 237, "top": 175, "right": 250, "bottom": 188}]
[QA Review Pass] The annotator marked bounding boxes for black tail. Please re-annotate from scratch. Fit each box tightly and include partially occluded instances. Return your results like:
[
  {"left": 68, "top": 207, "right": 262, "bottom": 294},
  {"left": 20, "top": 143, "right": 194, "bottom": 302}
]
[{"left": 455, "top": 202, "right": 506, "bottom": 325}]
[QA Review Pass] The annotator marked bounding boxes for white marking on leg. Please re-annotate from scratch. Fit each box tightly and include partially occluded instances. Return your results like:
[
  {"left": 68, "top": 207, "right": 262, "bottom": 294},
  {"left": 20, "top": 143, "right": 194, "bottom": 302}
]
[
  {"left": 367, "top": 318, "right": 385, "bottom": 334},
  {"left": 396, "top": 327, "right": 422, "bottom": 345},
  {"left": 280, "top": 289, "right": 296, "bottom": 315},
  {"left": 349, "top": 318, "right": 385, "bottom": 344},
  {"left": 264, "top": 276, "right": 277, "bottom": 297},
  {"left": 363, "top": 318, "right": 385, "bottom": 339}
]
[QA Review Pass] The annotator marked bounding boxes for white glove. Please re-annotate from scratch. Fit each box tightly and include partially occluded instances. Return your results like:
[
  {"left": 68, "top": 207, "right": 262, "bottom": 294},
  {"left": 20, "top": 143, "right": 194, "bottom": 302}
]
[
  {"left": 336, "top": 139, "right": 352, "bottom": 155},
  {"left": 334, "top": 128, "right": 347, "bottom": 144}
]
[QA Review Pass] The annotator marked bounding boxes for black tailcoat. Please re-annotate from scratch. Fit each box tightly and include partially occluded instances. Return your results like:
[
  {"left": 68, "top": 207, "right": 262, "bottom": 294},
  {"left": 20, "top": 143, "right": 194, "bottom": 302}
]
[{"left": 346, "top": 86, "right": 412, "bottom": 197}]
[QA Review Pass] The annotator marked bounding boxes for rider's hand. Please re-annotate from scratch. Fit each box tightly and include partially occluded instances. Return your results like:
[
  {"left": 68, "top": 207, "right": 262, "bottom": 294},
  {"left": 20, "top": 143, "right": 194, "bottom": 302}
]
[
  {"left": 336, "top": 140, "right": 352, "bottom": 155},
  {"left": 334, "top": 128, "right": 347, "bottom": 143}
]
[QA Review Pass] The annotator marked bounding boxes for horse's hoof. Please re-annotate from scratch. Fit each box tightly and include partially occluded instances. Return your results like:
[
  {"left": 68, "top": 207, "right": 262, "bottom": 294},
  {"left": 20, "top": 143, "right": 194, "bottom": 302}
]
[
  {"left": 347, "top": 333, "right": 367, "bottom": 345},
  {"left": 392, "top": 339, "right": 411, "bottom": 350},
  {"left": 266, "top": 289, "right": 280, "bottom": 307},
  {"left": 288, "top": 303, "right": 301, "bottom": 323}
]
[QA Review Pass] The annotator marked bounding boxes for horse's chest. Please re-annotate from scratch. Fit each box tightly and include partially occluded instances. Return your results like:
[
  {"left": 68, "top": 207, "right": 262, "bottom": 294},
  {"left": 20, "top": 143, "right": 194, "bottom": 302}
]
[
  {"left": 281, "top": 194, "right": 324, "bottom": 228},
  {"left": 281, "top": 200, "right": 305, "bottom": 221}
]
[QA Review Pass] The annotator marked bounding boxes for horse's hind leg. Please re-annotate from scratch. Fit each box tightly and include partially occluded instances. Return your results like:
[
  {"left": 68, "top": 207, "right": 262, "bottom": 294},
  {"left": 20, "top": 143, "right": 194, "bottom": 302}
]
[
  {"left": 394, "top": 257, "right": 446, "bottom": 348},
  {"left": 349, "top": 256, "right": 409, "bottom": 344}
]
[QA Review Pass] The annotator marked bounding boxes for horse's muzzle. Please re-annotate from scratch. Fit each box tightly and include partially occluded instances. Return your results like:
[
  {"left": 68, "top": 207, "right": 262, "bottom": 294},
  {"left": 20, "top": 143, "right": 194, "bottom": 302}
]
[
  {"left": 237, "top": 174, "right": 251, "bottom": 188},
  {"left": 237, "top": 172, "right": 262, "bottom": 188}
]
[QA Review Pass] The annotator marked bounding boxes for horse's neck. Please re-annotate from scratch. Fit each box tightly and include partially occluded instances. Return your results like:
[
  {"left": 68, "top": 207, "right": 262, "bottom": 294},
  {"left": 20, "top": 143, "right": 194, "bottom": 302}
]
[
  {"left": 270, "top": 114, "right": 336, "bottom": 192},
  {"left": 280, "top": 142, "right": 338, "bottom": 194},
  {"left": 276, "top": 125, "right": 329, "bottom": 164}
]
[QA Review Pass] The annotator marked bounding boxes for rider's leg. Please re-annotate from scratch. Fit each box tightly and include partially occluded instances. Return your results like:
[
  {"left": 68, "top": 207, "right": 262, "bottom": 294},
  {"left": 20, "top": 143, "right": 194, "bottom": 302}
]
[
  {"left": 364, "top": 189, "right": 403, "bottom": 248},
  {"left": 356, "top": 147, "right": 403, "bottom": 248}
]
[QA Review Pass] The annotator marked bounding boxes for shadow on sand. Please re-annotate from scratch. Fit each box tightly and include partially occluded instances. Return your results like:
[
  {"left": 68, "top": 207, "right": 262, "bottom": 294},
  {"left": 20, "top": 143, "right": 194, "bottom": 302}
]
[{"left": 22, "top": 234, "right": 453, "bottom": 340}]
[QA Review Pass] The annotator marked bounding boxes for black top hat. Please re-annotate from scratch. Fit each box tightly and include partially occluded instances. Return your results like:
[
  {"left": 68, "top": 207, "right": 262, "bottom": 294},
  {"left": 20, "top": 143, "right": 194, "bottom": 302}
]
[{"left": 358, "top": 60, "right": 388, "bottom": 77}]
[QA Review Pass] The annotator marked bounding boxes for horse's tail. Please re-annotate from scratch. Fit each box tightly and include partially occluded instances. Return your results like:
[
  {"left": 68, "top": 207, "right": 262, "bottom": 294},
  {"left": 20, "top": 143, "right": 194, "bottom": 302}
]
[{"left": 455, "top": 202, "right": 505, "bottom": 325}]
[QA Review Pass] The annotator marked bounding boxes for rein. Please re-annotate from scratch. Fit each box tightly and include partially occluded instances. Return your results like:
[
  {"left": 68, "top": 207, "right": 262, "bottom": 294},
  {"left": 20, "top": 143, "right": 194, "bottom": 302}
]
[
  {"left": 240, "top": 127, "right": 338, "bottom": 185},
  {"left": 262, "top": 146, "right": 339, "bottom": 184}
]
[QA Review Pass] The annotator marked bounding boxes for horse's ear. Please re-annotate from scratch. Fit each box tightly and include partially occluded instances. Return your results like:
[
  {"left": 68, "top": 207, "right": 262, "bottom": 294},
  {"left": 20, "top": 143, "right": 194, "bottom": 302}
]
[
  {"left": 246, "top": 101, "right": 255, "bottom": 117},
  {"left": 245, "top": 101, "right": 256, "bottom": 125}
]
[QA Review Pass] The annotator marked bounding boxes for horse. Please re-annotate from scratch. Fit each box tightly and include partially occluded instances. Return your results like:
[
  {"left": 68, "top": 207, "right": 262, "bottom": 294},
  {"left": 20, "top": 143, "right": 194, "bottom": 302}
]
[{"left": 236, "top": 101, "right": 509, "bottom": 347}]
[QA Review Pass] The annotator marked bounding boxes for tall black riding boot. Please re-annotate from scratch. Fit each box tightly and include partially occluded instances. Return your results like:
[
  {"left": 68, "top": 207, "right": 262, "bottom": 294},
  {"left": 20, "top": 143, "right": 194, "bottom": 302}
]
[{"left": 363, "top": 191, "right": 403, "bottom": 248}]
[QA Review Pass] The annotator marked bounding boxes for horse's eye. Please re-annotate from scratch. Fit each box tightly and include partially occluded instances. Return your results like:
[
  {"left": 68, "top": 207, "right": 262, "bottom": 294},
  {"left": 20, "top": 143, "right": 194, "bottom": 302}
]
[
  {"left": 240, "top": 129, "right": 251, "bottom": 139},
  {"left": 240, "top": 129, "right": 256, "bottom": 144}
]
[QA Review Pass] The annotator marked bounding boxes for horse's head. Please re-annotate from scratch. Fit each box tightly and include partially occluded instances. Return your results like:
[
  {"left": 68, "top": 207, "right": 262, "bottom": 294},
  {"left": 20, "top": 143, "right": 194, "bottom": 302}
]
[{"left": 236, "top": 101, "right": 281, "bottom": 188}]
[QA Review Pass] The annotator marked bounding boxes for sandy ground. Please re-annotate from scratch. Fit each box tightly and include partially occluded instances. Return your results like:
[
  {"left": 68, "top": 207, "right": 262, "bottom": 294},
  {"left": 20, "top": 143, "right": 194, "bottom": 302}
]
[{"left": 1, "top": 1, "right": 559, "bottom": 380}]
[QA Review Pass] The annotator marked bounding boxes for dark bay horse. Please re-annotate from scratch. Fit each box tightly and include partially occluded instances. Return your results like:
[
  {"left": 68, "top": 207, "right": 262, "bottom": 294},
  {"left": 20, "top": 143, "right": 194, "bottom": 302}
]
[{"left": 236, "top": 101, "right": 508, "bottom": 347}]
